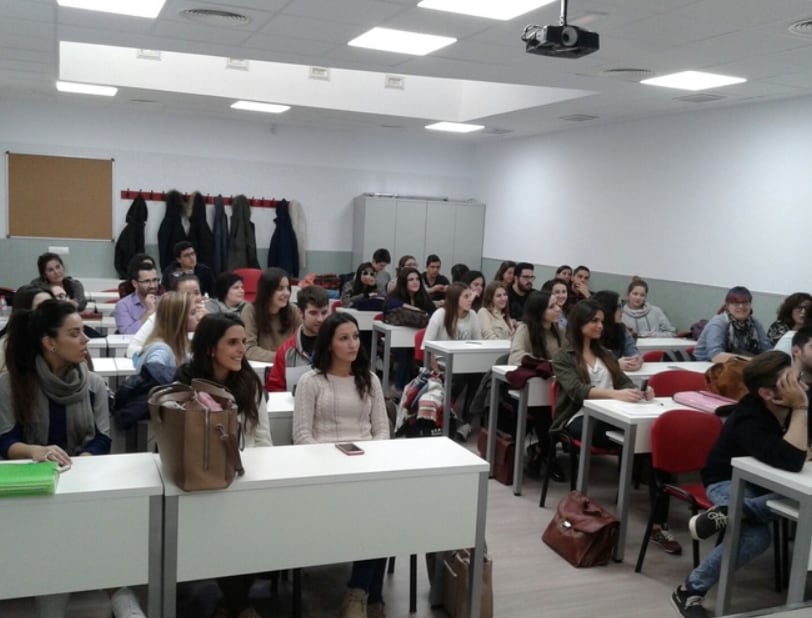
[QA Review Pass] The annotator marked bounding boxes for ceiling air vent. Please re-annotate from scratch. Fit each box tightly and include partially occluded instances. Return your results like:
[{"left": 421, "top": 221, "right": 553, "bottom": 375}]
[
  {"left": 482, "top": 127, "right": 513, "bottom": 135},
  {"left": 560, "top": 114, "right": 599, "bottom": 122},
  {"left": 673, "top": 93, "right": 726, "bottom": 103},
  {"left": 179, "top": 8, "right": 252, "bottom": 26},
  {"left": 789, "top": 19, "right": 812, "bottom": 36},
  {"left": 601, "top": 67, "right": 654, "bottom": 81}
]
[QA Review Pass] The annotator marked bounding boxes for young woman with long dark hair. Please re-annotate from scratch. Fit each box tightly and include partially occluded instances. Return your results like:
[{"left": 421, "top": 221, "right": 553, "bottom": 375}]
[
  {"left": 241, "top": 267, "right": 301, "bottom": 362},
  {"left": 478, "top": 281, "right": 514, "bottom": 340},
  {"left": 293, "top": 312, "right": 388, "bottom": 618},
  {"left": 341, "top": 261, "right": 384, "bottom": 310},
  {"left": 31, "top": 252, "right": 87, "bottom": 312},
  {"left": 594, "top": 290, "right": 642, "bottom": 371}
]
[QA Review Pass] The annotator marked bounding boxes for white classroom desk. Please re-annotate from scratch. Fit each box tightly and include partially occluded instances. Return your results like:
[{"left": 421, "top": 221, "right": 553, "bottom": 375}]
[
  {"left": 80, "top": 277, "right": 123, "bottom": 294},
  {"left": 717, "top": 458, "right": 812, "bottom": 616},
  {"left": 86, "top": 291, "right": 120, "bottom": 303},
  {"left": 267, "top": 391, "right": 295, "bottom": 446},
  {"left": 575, "top": 397, "right": 704, "bottom": 562},
  {"left": 423, "top": 339, "right": 511, "bottom": 436},
  {"left": 335, "top": 306, "right": 381, "bottom": 331},
  {"left": 83, "top": 315, "right": 117, "bottom": 334},
  {"left": 625, "top": 361, "right": 712, "bottom": 385},
  {"left": 634, "top": 337, "right": 696, "bottom": 352},
  {"left": 0, "top": 453, "right": 163, "bottom": 617},
  {"left": 248, "top": 360, "right": 273, "bottom": 383},
  {"left": 158, "top": 438, "right": 490, "bottom": 618},
  {"left": 370, "top": 321, "right": 419, "bottom": 395}
]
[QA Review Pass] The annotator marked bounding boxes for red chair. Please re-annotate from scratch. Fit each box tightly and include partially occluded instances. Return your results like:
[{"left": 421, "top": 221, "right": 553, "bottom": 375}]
[
  {"left": 330, "top": 299, "right": 342, "bottom": 314},
  {"left": 539, "top": 380, "right": 623, "bottom": 508},
  {"left": 233, "top": 268, "right": 262, "bottom": 303},
  {"left": 635, "top": 410, "right": 723, "bottom": 572},
  {"left": 414, "top": 328, "right": 426, "bottom": 364},
  {"left": 648, "top": 370, "right": 706, "bottom": 398},
  {"left": 642, "top": 350, "right": 664, "bottom": 362}
]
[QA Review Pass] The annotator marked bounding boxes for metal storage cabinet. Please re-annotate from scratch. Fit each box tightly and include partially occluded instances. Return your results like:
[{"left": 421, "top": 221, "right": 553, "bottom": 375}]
[{"left": 352, "top": 194, "right": 485, "bottom": 272}]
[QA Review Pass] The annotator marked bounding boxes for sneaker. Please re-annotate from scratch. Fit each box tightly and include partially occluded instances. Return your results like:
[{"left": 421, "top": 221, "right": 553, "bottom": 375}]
[
  {"left": 455, "top": 423, "right": 472, "bottom": 443},
  {"left": 650, "top": 524, "right": 683, "bottom": 555},
  {"left": 367, "top": 602, "right": 387, "bottom": 618},
  {"left": 671, "top": 586, "right": 708, "bottom": 618},
  {"left": 340, "top": 588, "right": 368, "bottom": 618},
  {"left": 689, "top": 505, "right": 728, "bottom": 541},
  {"left": 111, "top": 587, "right": 146, "bottom": 618}
]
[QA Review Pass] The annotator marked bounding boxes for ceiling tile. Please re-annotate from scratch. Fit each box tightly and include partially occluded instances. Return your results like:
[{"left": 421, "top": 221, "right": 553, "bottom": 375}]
[
  {"left": 257, "top": 14, "right": 366, "bottom": 44},
  {"left": 282, "top": 0, "right": 408, "bottom": 25}
]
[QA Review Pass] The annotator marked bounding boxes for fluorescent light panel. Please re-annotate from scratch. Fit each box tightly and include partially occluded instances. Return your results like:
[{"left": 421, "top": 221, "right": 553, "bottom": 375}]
[
  {"left": 418, "top": 0, "right": 556, "bottom": 21},
  {"left": 640, "top": 70, "right": 746, "bottom": 91},
  {"left": 231, "top": 100, "right": 290, "bottom": 114},
  {"left": 56, "top": 80, "right": 117, "bottom": 96},
  {"left": 425, "top": 121, "right": 484, "bottom": 133},
  {"left": 57, "top": 0, "right": 165, "bottom": 19},
  {"left": 348, "top": 27, "right": 456, "bottom": 56}
]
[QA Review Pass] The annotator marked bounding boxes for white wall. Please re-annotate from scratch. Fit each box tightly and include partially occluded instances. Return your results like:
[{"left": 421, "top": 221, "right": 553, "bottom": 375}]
[
  {"left": 473, "top": 96, "right": 812, "bottom": 295},
  {"left": 0, "top": 95, "right": 476, "bottom": 253}
]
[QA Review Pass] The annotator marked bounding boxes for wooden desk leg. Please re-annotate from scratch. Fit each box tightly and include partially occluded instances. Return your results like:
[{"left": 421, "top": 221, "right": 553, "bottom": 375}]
[
  {"left": 716, "top": 470, "right": 744, "bottom": 616},
  {"left": 486, "top": 374, "right": 500, "bottom": 476},
  {"left": 512, "top": 387, "right": 529, "bottom": 496}
]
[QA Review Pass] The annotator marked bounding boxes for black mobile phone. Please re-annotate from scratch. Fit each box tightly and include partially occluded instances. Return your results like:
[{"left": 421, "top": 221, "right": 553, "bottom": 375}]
[
  {"left": 639, "top": 378, "right": 649, "bottom": 396},
  {"left": 336, "top": 442, "right": 365, "bottom": 456}
]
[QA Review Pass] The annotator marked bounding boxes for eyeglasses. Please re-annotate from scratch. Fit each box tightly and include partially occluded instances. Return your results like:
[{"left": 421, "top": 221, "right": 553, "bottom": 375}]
[
  {"left": 180, "top": 250, "right": 196, "bottom": 258},
  {"left": 795, "top": 305, "right": 811, "bottom": 312},
  {"left": 138, "top": 278, "right": 160, "bottom": 285},
  {"left": 728, "top": 300, "right": 751, "bottom": 307},
  {"left": 361, "top": 270, "right": 375, "bottom": 277},
  {"left": 520, "top": 275, "right": 536, "bottom": 281}
]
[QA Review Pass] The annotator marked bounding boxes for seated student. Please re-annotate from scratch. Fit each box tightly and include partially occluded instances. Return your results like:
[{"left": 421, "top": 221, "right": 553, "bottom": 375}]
[
  {"left": 508, "top": 262, "right": 535, "bottom": 321},
  {"left": 775, "top": 310, "right": 812, "bottom": 356},
  {"left": 542, "top": 264, "right": 573, "bottom": 290},
  {"left": 621, "top": 276, "right": 677, "bottom": 338},
  {"left": 341, "top": 261, "right": 385, "bottom": 310},
  {"left": 424, "top": 282, "right": 482, "bottom": 439},
  {"left": 160, "top": 240, "right": 216, "bottom": 297},
  {"left": 552, "top": 299, "right": 653, "bottom": 450},
  {"left": 242, "top": 267, "right": 301, "bottom": 362},
  {"left": 461, "top": 270, "right": 485, "bottom": 312},
  {"left": 541, "top": 277, "right": 569, "bottom": 330},
  {"left": 387, "top": 254, "right": 418, "bottom": 293},
  {"left": 694, "top": 286, "right": 771, "bottom": 363},
  {"left": 205, "top": 272, "right": 247, "bottom": 315},
  {"left": 31, "top": 252, "right": 87, "bottom": 312},
  {"left": 493, "top": 260, "right": 517, "bottom": 287},
  {"left": 0, "top": 300, "right": 113, "bottom": 618},
  {"left": 137, "top": 292, "right": 200, "bottom": 383},
  {"left": 127, "top": 273, "right": 204, "bottom": 359},
  {"left": 671, "top": 351, "right": 808, "bottom": 618},
  {"left": 478, "top": 281, "right": 515, "bottom": 340},
  {"left": 266, "top": 285, "right": 329, "bottom": 393},
  {"left": 371, "top": 248, "right": 392, "bottom": 296},
  {"left": 118, "top": 253, "right": 164, "bottom": 298},
  {"left": 594, "top": 290, "right": 642, "bottom": 372},
  {"left": 0, "top": 285, "right": 53, "bottom": 374},
  {"left": 568, "top": 265, "right": 592, "bottom": 308},
  {"left": 293, "top": 312, "right": 388, "bottom": 618},
  {"left": 450, "top": 263, "right": 469, "bottom": 283},
  {"left": 509, "top": 290, "right": 564, "bottom": 478},
  {"left": 422, "top": 254, "right": 450, "bottom": 302},
  {"left": 766, "top": 292, "right": 812, "bottom": 346},
  {"left": 115, "top": 258, "right": 160, "bottom": 335},
  {"left": 177, "top": 313, "right": 271, "bottom": 618}
]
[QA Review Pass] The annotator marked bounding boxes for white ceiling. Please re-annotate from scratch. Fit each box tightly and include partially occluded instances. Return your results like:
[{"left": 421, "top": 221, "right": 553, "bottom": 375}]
[{"left": 3, "top": 0, "right": 812, "bottom": 140}]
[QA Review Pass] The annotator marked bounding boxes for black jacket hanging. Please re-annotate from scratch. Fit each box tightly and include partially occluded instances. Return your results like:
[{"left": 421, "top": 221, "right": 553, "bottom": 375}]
[
  {"left": 227, "top": 194, "right": 260, "bottom": 270},
  {"left": 114, "top": 194, "right": 148, "bottom": 278},
  {"left": 267, "top": 199, "right": 299, "bottom": 276},
  {"left": 188, "top": 192, "right": 215, "bottom": 271},
  {"left": 212, "top": 195, "right": 229, "bottom": 275},
  {"left": 157, "top": 190, "right": 188, "bottom": 271}
]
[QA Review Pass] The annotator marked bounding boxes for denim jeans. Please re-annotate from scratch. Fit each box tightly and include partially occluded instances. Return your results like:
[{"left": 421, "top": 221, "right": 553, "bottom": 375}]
[
  {"left": 686, "top": 480, "right": 779, "bottom": 595},
  {"left": 347, "top": 557, "right": 387, "bottom": 604}
]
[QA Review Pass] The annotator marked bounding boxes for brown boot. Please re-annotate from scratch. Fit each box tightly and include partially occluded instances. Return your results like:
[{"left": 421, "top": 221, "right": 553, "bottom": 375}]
[{"left": 340, "top": 588, "right": 368, "bottom": 618}]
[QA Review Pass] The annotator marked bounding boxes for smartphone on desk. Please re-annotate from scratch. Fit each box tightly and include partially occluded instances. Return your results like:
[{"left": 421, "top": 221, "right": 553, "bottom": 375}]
[
  {"left": 639, "top": 378, "right": 649, "bottom": 402},
  {"left": 336, "top": 442, "right": 365, "bottom": 456}
]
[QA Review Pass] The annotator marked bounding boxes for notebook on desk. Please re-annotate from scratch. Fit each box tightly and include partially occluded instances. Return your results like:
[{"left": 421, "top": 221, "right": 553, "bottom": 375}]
[{"left": 672, "top": 390, "right": 737, "bottom": 414}]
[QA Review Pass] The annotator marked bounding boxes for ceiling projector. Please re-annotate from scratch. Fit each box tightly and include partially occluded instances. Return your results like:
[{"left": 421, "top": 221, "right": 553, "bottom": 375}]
[{"left": 521, "top": 0, "right": 599, "bottom": 59}]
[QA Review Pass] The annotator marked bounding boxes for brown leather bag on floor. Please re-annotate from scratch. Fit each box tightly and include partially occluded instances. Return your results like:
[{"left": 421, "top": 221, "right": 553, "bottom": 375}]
[
  {"left": 148, "top": 379, "right": 244, "bottom": 491},
  {"left": 542, "top": 491, "right": 619, "bottom": 567},
  {"left": 442, "top": 549, "right": 493, "bottom": 618}
]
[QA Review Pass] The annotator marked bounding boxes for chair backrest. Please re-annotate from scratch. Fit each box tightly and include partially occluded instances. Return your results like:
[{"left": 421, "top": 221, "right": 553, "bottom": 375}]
[
  {"left": 330, "top": 299, "right": 342, "bottom": 314},
  {"left": 373, "top": 312, "right": 384, "bottom": 321},
  {"left": 642, "top": 350, "right": 664, "bottom": 362},
  {"left": 414, "top": 328, "right": 426, "bottom": 363},
  {"left": 233, "top": 268, "right": 262, "bottom": 303},
  {"left": 650, "top": 410, "right": 722, "bottom": 475},
  {"left": 648, "top": 370, "right": 707, "bottom": 397}
]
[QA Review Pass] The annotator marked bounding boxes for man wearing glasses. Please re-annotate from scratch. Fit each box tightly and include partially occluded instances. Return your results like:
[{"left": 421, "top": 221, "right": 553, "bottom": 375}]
[
  {"left": 114, "top": 259, "right": 161, "bottom": 334},
  {"left": 161, "top": 241, "right": 216, "bottom": 297},
  {"left": 509, "top": 262, "right": 535, "bottom": 320}
]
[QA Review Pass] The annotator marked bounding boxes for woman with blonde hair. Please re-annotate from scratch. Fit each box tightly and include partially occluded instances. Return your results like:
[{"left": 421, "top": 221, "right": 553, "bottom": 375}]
[{"left": 137, "top": 292, "right": 201, "bottom": 382}]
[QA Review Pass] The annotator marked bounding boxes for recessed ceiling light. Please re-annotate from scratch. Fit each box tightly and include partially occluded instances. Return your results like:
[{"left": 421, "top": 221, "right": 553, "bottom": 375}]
[
  {"left": 348, "top": 27, "right": 456, "bottom": 56},
  {"left": 425, "top": 121, "right": 484, "bottom": 133},
  {"left": 56, "top": 81, "right": 117, "bottom": 96},
  {"left": 231, "top": 100, "right": 290, "bottom": 114},
  {"left": 418, "top": 0, "right": 556, "bottom": 21},
  {"left": 57, "top": 0, "right": 165, "bottom": 19},
  {"left": 640, "top": 70, "right": 746, "bottom": 91}
]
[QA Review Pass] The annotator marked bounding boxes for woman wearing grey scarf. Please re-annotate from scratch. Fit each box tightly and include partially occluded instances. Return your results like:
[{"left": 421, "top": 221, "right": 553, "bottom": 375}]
[{"left": 0, "top": 300, "right": 110, "bottom": 465}]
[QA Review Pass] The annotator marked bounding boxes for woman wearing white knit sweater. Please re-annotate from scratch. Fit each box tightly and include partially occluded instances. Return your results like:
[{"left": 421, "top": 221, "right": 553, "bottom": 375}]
[
  {"left": 621, "top": 276, "right": 676, "bottom": 338},
  {"left": 293, "top": 312, "right": 389, "bottom": 618}
]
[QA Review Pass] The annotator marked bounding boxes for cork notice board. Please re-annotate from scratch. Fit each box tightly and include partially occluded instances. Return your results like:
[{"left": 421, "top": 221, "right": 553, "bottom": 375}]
[{"left": 8, "top": 153, "right": 113, "bottom": 240}]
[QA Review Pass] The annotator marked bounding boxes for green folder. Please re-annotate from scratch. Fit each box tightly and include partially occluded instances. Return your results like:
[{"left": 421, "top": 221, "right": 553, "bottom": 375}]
[{"left": 0, "top": 461, "right": 60, "bottom": 497}]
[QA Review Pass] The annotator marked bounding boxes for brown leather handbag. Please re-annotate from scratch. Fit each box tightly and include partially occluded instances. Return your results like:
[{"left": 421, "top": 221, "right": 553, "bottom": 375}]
[
  {"left": 442, "top": 549, "right": 493, "bottom": 618},
  {"left": 148, "top": 379, "right": 244, "bottom": 491},
  {"left": 542, "top": 491, "right": 619, "bottom": 567},
  {"left": 705, "top": 356, "right": 748, "bottom": 400}
]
